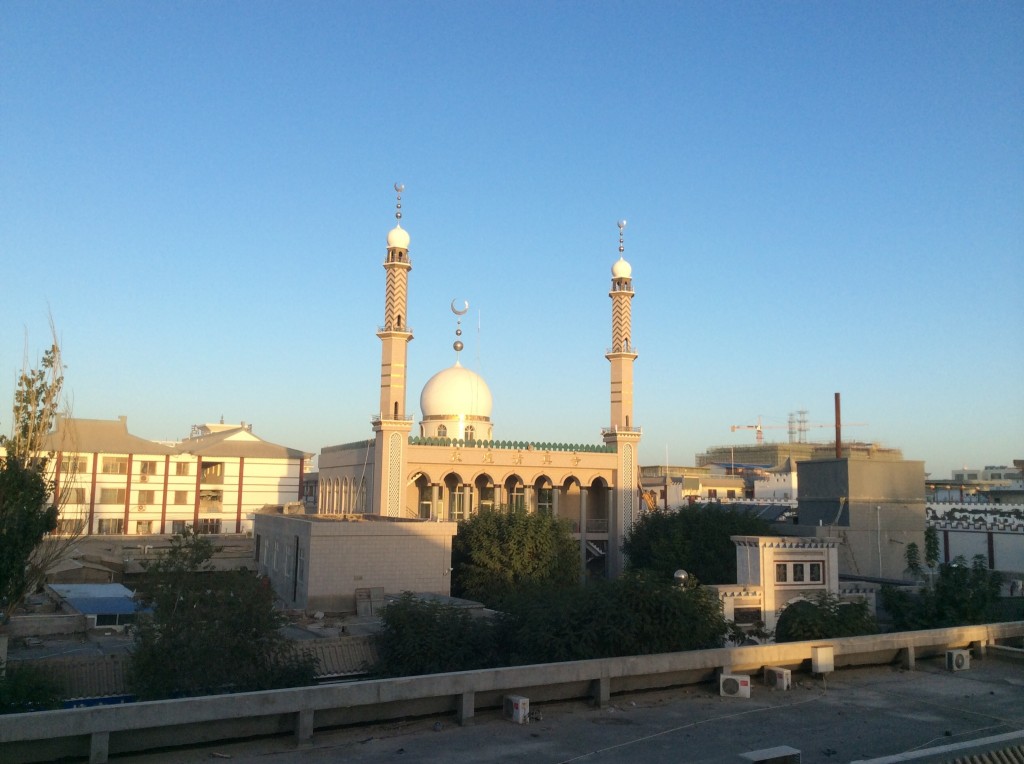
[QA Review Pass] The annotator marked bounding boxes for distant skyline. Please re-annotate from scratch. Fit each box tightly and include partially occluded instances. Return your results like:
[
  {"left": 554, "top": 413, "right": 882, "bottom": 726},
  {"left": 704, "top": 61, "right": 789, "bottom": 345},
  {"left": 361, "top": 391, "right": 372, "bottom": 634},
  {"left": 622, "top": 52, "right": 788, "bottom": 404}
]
[{"left": 2, "top": 2, "right": 1021, "bottom": 478}]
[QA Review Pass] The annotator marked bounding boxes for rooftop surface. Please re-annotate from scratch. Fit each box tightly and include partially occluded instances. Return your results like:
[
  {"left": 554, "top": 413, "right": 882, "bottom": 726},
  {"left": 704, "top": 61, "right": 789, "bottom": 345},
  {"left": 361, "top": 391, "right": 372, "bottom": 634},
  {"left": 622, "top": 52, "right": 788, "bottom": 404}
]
[{"left": 109, "top": 655, "right": 1024, "bottom": 764}]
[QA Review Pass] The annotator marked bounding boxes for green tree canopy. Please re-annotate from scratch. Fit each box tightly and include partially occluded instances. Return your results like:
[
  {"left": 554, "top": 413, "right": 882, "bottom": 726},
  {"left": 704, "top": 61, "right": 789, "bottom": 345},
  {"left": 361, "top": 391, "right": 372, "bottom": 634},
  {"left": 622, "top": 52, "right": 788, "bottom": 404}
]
[
  {"left": 1, "top": 343, "right": 63, "bottom": 622},
  {"left": 129, "top": 529, "right": 317, "bottom": 699},
  {"left": 881, "top": 554, "right": 1004, "bottom": 631},
  {"left": 623, "top": 504, "right": 772, "bottom": 584},
  {"left": 451, "top": 505, "right": 580, "bottom": 607},
  {"left": 774, "top": 592, "right": 877, "bottom": 643}
]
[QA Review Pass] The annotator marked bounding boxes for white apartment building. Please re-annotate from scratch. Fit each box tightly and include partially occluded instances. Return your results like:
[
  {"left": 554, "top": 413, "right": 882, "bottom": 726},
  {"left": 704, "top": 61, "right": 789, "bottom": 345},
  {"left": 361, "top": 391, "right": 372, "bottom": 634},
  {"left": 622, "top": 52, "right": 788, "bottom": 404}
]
[{"left": 41, "top": 416, "right": 311, "bottom": 536}]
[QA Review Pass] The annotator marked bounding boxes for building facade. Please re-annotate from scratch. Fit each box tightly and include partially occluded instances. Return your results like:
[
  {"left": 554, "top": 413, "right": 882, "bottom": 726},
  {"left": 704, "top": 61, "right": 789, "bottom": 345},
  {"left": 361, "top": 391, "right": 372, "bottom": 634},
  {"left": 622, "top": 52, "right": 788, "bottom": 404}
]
[
  {"left": 41, "top": 416, "right": 310, "bottom": 536},
  {"left": 317, "top": 193, "right": 642, "bottom": 577}
]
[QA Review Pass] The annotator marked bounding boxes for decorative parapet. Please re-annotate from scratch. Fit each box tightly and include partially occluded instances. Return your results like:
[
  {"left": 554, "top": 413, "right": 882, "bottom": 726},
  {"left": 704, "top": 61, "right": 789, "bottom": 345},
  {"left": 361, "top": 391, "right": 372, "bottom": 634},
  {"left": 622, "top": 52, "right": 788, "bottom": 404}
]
[
  {"left": 927, "top": 502, "right": 1024, "bottom": 533},
  {"left": 407, "top": 436, "right": 615, "bottom": 453}
]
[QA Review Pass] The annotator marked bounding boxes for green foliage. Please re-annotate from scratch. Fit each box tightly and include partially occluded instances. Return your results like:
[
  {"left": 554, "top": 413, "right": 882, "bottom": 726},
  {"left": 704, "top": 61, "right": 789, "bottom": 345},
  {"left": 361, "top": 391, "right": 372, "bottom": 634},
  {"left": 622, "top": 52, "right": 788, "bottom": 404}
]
[
  {"left": 623, "top": 504, "right": 773, "bottom": 584},
  {"left": 0, "top": 455, "right": 58, "bottom": 623},
  {"left": 1, "top": 342, "right": 66, "bottom": 621},
  {"left": 503, "top": 573, "right": 728, "bottom": 664},
  {"left": 451, "top": 506, "right": 580, "bottom": 607},
  {"left": 774, "top": 592, "right": 877, "bottom": 643},
  {"left": 924, "top": 526, "right": 940, "bottom": 569},
  {"left": 374, "top": 575, "right": 729, "bottom": 677},
  {"left": 881, "top": 554, "right": 1005, "bottom": 631},
  {"left": 129, "top": 529, "right": 317, "bottom": 699},
  {"left": 374, "top": 593, "right": 505, "bottom": 677},
  {"left": 904, "top": 542, "right": 923, "bottom": 578},
  {"left": 0, "top": 663, "right": 62, "bottom": 714}
]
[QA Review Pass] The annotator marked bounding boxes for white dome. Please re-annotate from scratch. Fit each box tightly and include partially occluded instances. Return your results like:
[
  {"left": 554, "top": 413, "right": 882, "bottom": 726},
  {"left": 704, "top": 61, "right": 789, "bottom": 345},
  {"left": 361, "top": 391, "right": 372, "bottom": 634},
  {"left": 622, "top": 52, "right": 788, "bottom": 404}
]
[
  {"left": 612, "top": 256, "right": 632, "bottom": 279},
  {"left": 420, "top": 362, "right": 493, "bottom": 420},
  {"left": 387, "top": 223, "right": 410, "bottom": 250}
]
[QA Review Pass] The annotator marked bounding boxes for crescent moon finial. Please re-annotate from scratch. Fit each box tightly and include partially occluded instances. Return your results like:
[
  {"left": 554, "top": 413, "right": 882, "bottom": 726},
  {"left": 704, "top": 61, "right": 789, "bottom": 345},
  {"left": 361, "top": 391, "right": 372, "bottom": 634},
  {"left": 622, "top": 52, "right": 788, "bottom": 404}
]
[{"left": 450, "top": 299, "right": 469, "bottom": 316}]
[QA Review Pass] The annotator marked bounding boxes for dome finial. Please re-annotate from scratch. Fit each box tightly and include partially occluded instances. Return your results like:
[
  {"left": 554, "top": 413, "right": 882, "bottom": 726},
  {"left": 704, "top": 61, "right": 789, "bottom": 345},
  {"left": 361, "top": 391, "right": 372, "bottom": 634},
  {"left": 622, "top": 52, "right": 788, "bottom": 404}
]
[
  {"left": 612, "top": 219, "right": 632, "bottom": 279},
  {"left": 450, "top": 298, "right": 469, "bottom": 358},
  {"left": 394, "top": 182, "right": 404, "bottom": 222},
  {"left": 617, "top": 219, "right": 627, "bottom": 254}
]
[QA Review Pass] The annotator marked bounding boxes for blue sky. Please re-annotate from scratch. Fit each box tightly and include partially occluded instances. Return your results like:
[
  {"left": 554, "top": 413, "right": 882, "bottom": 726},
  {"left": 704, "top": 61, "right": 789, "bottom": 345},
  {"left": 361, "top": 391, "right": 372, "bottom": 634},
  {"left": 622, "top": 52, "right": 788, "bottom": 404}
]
[{"left": 2, "top": 2, "right": 1021, "bottom": 478}]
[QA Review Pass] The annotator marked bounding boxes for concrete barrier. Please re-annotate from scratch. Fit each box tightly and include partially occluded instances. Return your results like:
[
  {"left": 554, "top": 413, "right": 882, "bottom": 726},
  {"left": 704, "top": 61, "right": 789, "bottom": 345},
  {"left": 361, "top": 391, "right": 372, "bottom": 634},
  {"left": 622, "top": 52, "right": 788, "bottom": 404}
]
[{"left": 1, "top": 621, "right": 1022, "bottom": 764}]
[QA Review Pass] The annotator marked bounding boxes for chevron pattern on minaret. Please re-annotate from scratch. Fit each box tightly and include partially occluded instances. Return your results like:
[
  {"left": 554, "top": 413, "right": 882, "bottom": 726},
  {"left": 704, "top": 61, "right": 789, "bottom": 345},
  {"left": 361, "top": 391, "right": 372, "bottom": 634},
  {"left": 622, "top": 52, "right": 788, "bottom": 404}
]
[{"left": 611, "top": 297, "right": 631, "bottom": 351}]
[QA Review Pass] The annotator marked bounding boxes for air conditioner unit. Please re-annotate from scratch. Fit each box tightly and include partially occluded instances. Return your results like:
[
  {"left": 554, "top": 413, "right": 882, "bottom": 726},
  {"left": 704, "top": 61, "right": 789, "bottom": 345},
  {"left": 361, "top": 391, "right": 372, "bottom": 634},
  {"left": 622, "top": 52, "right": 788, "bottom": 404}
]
[
  {"left": 503, "top": 694, "right": 530, "bottom": 724},
  {"left": 137, "top": 505, "right": 147, "bottom": 512},
  {"left": 764, "top": 666, "right": 792, "bottom": 690},
  {"left": 720, "top": 673, "right": 751, "bottom": 698},
  {"left": 139, "top": 474, "right": 149, "bottom": 482},
  {"left": 946, "top": 649, "right": 970, "bottom": 672}
]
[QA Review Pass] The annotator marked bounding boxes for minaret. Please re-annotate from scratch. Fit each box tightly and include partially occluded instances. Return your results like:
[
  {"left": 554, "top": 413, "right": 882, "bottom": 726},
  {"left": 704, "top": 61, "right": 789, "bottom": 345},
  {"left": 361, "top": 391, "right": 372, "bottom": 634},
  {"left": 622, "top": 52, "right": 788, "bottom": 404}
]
[
  {"left": 603, "top": 219, "right": 641, "bottom": 577},
  {"left": 372, "top": 183, "right": 414, "bottom": 517}
]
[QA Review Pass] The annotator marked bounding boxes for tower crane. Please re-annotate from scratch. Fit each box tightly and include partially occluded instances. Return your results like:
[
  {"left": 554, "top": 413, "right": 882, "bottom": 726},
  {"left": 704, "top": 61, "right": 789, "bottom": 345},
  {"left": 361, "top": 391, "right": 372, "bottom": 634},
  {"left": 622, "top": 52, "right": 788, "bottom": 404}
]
[{"left": 730, "top": 416, "right": 788, "bottom": 445}]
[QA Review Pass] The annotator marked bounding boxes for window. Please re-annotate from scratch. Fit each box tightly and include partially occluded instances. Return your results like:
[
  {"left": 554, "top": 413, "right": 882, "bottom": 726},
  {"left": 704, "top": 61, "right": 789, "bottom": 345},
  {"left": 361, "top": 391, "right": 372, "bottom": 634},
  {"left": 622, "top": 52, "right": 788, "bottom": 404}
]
[
  {"left": 65, "top": 487, "right": 86, "bottom": 504},
  {"left": 171, "top": 520, "right": 189, "bottom": 534},
  {"left": 99, "top": 488, "right": 126, "bottom": 505},
  {"left": 102, "top": 457, "right": 128, "bottom": 475},
  {"left": 464, "top": 425, "right": 475, "bottom": 441},
  {"left": 139, "top": 461, "right": 158, "bottom": 477},
  {"left": 196, "top": 518, "right": 221, "bottom": 534},
  {"left": 200, "top": 462, "right": 224, "bottom": 484},
  {"left": 175, "top": 462, "right": 191, "bottom": 476},
  {"left": 136, "top": 520, "right": 153, "bottom": 534},
  {"left": 437, "top": 425, "right": 447, "bottom": 438},
  {"left": 137, "top": 490, "right": 155, "bottom": 505},
  {"left": 733, "top": 607, "right": 762, "bottom": 625},
  {"left": 727, "top": 490, "right": 736, "bottom": 499},
  {"left": 707, "top": 489, "right": 718, "bottom": 499},
  {"left": 71, "top": 456, "right": 89, "bottom": 473},
  {"left": 199, "top": 490, "right": 223, "bottom": 512},
  {"left": 97, "top": 518, "right": 124, "bottom": 535},
  {"left": 55, "top": 519, "right": 85, "bottom": 535},
  {"left": 509, "top": 484, "right": 525, "bottom": 512},
  {"left": 537, "top": 487, "right": 553, "bottom": 513},
  {"left": 174, "top": 490, "right": 189, "bottom": 505},
  {"left": 775, "top": 560, "right": 825, "bottom": 586}
]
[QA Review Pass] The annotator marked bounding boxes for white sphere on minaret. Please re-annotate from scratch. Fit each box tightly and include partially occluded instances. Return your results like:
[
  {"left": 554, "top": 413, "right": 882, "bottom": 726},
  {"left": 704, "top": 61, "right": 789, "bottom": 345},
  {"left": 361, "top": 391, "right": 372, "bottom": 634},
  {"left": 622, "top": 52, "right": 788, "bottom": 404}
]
[
  {"left": 387, "top": 223, "right": 410, "bottom": 250},
  {"left": 612, "top": 256, "right": 632, "bottom": 279}
]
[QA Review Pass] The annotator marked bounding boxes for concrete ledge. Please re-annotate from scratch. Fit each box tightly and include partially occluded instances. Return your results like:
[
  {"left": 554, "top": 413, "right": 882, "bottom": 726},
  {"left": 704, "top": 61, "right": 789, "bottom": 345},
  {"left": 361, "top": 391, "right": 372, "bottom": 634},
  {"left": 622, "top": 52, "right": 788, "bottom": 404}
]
[{"left": 2, "top": 621, "right": 1022, "bottom": 763}]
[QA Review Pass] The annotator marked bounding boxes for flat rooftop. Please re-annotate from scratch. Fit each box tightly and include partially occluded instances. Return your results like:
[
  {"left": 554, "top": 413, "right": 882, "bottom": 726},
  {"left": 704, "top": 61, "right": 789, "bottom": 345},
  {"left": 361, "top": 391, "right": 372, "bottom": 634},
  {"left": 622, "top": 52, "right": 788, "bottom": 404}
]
[{"left": 109, "top": 654, "right": 1024, "bottom": 764}]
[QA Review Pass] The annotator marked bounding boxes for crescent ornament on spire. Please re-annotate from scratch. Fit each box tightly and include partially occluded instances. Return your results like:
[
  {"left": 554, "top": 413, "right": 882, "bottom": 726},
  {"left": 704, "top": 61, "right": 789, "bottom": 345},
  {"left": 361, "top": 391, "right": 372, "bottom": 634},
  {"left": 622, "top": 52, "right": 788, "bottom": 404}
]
[{"left": 450, "top": 299, "right": 469, "bottom": 316}]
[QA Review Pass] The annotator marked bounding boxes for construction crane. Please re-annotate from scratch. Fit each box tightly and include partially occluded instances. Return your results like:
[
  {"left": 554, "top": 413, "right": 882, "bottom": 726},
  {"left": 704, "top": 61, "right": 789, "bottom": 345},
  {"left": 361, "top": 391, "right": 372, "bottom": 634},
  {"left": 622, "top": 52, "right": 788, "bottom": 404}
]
[
  {"left": 787, "top": 410, "right": 867, "bottom": 444},
  {"left": 730, "top": 416, "right": 788, "bottom": 445}
]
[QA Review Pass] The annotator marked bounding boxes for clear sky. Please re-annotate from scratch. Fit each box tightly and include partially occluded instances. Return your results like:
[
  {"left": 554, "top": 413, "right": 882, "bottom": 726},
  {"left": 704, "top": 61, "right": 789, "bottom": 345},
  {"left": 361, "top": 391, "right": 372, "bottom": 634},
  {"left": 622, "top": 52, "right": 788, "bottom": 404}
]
[{"left": 2, "top": 2, "right": 1021, "bottom": 478}]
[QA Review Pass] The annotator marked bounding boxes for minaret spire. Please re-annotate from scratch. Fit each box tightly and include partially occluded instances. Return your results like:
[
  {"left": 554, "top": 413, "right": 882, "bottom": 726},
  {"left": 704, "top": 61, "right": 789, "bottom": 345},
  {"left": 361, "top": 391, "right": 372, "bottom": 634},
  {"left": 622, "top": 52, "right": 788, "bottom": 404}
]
[
  {"left": 603, "top": 219, "right": 641, "bottom": 579},
  {"left": 377, "top": 182, "right": 414, "bottom": 420}
]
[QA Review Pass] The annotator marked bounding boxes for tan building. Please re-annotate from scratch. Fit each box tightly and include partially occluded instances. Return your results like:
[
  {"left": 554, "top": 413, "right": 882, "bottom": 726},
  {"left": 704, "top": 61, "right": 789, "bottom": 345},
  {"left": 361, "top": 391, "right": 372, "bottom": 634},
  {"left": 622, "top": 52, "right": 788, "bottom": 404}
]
[
  {"left": 40, "top": 416, "right": 310, "bottom": 536},
  {"left": 794, "top": 457, "right": 926, "bottom": 581},
  {"left": 318, "top": 192, "right": 642, "bottom": 577}
]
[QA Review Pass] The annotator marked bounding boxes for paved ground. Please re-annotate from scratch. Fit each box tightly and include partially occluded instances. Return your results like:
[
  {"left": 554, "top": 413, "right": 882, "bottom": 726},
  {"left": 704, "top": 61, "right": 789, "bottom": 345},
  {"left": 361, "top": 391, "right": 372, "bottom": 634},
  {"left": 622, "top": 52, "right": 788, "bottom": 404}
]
[{"left": 112, "top": 656, "right": 1024, "bottom": 764}]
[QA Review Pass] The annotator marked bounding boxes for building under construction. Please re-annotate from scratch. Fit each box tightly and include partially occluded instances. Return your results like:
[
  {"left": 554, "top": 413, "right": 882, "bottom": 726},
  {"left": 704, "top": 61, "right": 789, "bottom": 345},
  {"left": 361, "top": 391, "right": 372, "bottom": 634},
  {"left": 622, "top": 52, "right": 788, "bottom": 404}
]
[{"left": 696, "top": 441, "right": 903, "bottom": 470}]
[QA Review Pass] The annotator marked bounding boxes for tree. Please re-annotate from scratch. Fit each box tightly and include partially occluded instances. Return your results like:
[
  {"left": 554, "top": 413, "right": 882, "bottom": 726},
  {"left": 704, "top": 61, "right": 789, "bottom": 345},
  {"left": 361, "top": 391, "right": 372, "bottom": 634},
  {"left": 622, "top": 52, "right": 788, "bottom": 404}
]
[
  {"left": 774, "top": 592, "right": 877, "bottom": 643},
  {"left": 623, "top": 504, "right": 773, "bottom": 584},
  {"left": 451, "top": 506, "right": 580, "bottom": 607},
  {"left": 129, "top": 529, "right": 317, "bottom": 699},
  {"left": 374, "top": 593, "right": 504, "bottom": 677},
  {"left": 0, "top": 339, "right": 68, "bottom": 622},
  {"left": 0, "top": 663, "right": 61, "bottom": 714},
  {"left": 880, "top": 554, "right": 1004, "bottom": 631}
]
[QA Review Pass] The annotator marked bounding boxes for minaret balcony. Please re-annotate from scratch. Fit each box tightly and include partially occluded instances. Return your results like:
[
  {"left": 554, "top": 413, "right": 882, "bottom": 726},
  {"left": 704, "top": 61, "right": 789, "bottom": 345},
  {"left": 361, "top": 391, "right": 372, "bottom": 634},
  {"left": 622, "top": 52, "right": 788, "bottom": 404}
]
[
  {"left": 371, "top": 414, "right": 414, "bottom": 424},
  {"left": 377, "top": 324, "right": 414, "bottom": 334},
  {"left": 605, "top": 344, "right": 638, "bottom": 355},
  {"left": 602, "top": 425, "right": 642, "bottom": 435}
]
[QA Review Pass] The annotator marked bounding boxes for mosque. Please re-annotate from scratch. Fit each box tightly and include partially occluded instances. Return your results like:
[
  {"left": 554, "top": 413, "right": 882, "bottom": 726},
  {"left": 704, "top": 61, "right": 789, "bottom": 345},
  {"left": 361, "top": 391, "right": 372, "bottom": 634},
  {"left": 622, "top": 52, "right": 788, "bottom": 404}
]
[{"left": 318, "top": 185, "right": 642, "bottom": 577}]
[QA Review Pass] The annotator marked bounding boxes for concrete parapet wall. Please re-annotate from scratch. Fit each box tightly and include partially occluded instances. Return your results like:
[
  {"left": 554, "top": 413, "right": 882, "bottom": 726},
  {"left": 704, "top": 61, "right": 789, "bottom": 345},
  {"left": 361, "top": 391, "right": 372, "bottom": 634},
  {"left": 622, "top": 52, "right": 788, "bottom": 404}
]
[
  {"left": 2, "top": 621, "right": 1022, "bottom": 763},
  {"left": 4, "top": 613, "right": 87, "bottom": 638}
]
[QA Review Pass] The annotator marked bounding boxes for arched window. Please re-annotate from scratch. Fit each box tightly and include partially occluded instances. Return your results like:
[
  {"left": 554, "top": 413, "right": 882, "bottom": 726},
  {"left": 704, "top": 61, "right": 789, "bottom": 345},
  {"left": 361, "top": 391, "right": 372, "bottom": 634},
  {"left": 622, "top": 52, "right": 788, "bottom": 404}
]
[
  {"left": 437, "top": 424, "right": 447, "bottom": 438},
  {"left": 464, "top": 425, "right": 475, "bottom": 441}
]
